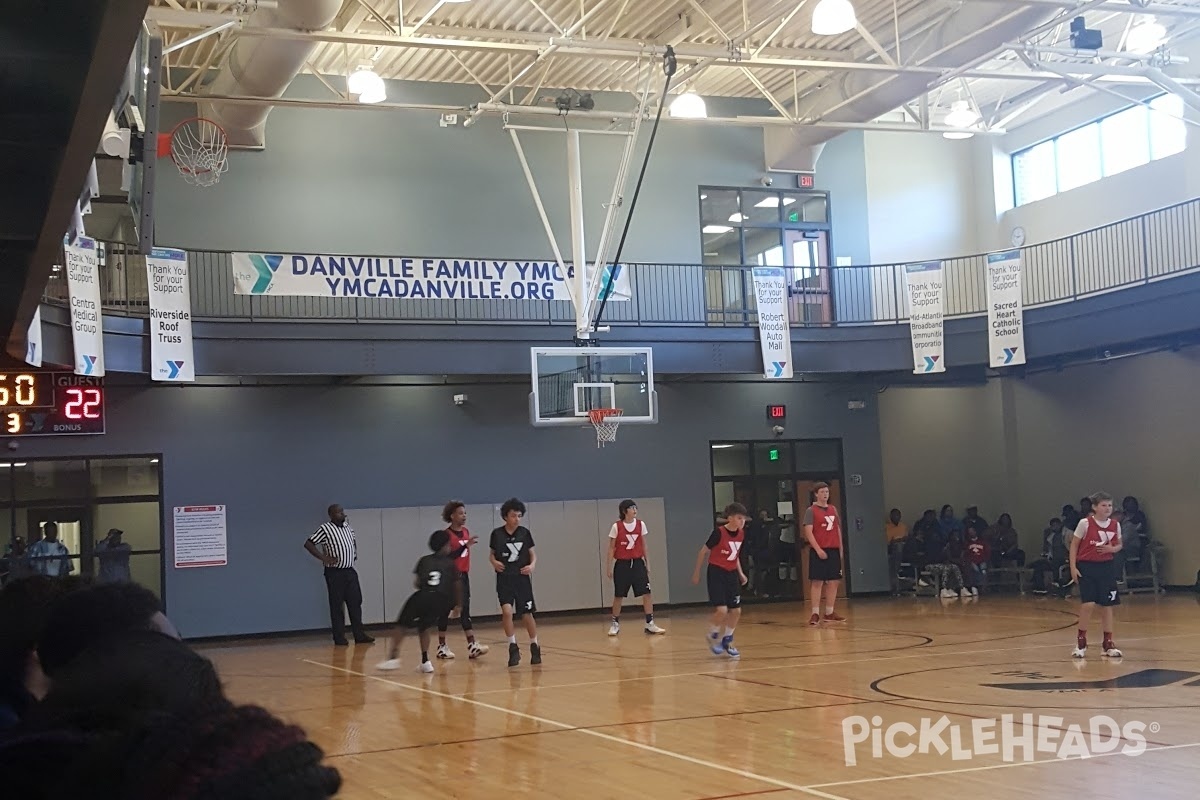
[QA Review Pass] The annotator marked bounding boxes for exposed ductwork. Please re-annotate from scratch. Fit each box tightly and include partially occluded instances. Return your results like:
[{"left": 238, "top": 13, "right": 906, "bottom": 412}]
[
  {"left": 199, "top": 0, "right": 342, "bottom": 148},
  {"left": 766, "top": 3, "right": 1058, "bottom": 171}
]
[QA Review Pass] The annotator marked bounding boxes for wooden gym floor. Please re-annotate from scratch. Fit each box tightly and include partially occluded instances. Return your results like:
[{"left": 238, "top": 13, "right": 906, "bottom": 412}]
[{"left": 199, "top": 595, "right": 1200, "bottom": 800}]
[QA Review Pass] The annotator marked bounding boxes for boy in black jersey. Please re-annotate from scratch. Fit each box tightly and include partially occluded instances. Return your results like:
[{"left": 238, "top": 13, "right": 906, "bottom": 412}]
[
  {"left": 489, "top": 497, "right": 541, "bottom": 668},
  {"left": 377, "top": 530, "right": 461, "bottom": 674}
]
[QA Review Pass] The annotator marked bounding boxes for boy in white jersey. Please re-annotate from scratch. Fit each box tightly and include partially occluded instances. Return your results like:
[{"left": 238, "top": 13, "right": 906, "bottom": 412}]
[
  {"left": 1069, "top": 491, "right": 1124, "bottom": 658},
  {"left": 606, "top": 500, "right": 666, "bottom": 636}
]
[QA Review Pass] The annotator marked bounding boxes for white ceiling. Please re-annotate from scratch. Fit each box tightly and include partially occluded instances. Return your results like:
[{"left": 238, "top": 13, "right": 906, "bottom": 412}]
[{"left": 149, "top": 0, "right": 1200, "bottom": 135}]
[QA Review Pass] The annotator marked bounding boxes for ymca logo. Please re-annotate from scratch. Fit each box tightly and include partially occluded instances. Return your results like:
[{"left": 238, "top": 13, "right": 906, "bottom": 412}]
[
  {"left": 922, "top": 355, "right": 940, "bottom": 372},
  {"left": 985, "top": 668, "right": 1200, "bottom": 692},
  {"left": 725, "top": 541, "right": 742, "bottom": 562},
  {"left": 1002, "top": 346, "right": 1020, "bottom": 364},
  {"left": 823, "top": 516, "right": 836, "bottom": 531},
  {"left": 598, "top": 264, "right": 623, "bottom": 300},
  {"left": 248, "top": 254, "right": 284, "bottom": 294},
  {"left": 769, "top": 361, "right": 787, "bottom": 378},
  {"left": 80, "top": 354, "right": 98, "bottom": 375},
  {"left": 623, "top": 534, "right": 639, "bottom": 550},
  {"left": 164, "top": 360, "right": 186, "bottom": 379},
  {"left": 505, "top": 542, "right": 524, "bottom": 563}
]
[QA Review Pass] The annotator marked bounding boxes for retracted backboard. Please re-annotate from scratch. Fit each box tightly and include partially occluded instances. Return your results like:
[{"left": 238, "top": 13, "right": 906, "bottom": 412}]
[{"left": 530, "top": 346, "right": 657, "bottom": 426}]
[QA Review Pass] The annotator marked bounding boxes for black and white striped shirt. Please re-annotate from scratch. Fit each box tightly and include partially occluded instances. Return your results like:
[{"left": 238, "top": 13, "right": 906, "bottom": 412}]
[{"left": 309, "top": 522, "right": 357, "bottom": 569}]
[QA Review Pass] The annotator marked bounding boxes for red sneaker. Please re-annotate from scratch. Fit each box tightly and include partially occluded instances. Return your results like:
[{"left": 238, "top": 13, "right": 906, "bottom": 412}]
[
  {"left": 822, "top": 612, "right": 846, "bottom": 622},
  {"left": 808, "top": 613, "right": 821, "bottom": 626}
]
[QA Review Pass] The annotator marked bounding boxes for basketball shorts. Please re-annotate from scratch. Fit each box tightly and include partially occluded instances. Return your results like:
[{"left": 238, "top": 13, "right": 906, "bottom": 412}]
[
  {"left": 438, "top": 571, "right": 471, "bottom": 629},
  {"left": 809, "top": 547, "right": 843, "bottom": 581},
  {"left": 706, "top": 564, "right": 742, "bottom": 609},
  {"left": 496, "top": 572, "right": 537, "bottom": 618},
  {"left": 614, "top": 558, "right": 651, "bottom": 598},
  {"left": 396, "top": 590, "right": 453, "bottom": 631},
  {"left": 1077, "top": 560, "right": 1120, "bottom": 607}
]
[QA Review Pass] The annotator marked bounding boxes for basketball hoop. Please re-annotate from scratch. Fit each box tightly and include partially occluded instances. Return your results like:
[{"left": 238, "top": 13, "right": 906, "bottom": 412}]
[
  {"left": 588, "top": 408, "right": 623, "bottom": 448},
  {"left": 157, "top": 117, "right": 229, "bottom": 187}
]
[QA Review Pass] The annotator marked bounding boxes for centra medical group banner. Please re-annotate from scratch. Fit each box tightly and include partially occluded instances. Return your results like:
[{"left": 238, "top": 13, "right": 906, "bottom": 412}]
[
  {"left": 985, "top": 249, "right": 1026, "bottom": 368},
  {"left": 146, "top": 248, "right": 196, "bottom": 382},
  {"left": 903, "top": 261, "right": 945, "bottom": 375},
  {"left": 231, "top": 252, "right": 631, "bottom": 302},
  {"left": 751, "top": 267, "right": 793, "bottom": 379},
  {"left": 64, "top": 236, "right": 105, "bottom": 377}
]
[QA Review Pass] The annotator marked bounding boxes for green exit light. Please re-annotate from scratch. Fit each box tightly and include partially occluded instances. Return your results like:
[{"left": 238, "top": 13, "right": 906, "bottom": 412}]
[
  {"left": 788, "top": 210, "right": 800, "bottom": 223},
  {"left": 768, "top": 447, "right": 780, "bottom": 462}
]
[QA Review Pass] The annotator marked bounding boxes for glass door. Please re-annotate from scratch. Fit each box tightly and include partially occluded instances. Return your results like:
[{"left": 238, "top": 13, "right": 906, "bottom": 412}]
[{"left": 785, "top": 229, "right": 832, "bottom": 325}]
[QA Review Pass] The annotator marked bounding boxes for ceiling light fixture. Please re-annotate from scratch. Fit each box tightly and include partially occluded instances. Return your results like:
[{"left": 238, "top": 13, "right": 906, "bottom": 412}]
[
  {"left": 669, "top": 92, "right": 708, "bottom": 119},
  {"left": 755, "top": 197, "right": 797, "bottom": 208},
  {"left": 348, "top": 66, "right": 386, "bottom": 104},
  {"left": 811, "top": 0, "right": 857, "bottom": 36},
  {"left": 1126, "top": 16, "right": 1167, "bottom": 54},
  {"left": 703, "top": 225, "right": 734, "bottom": 234},
  {"left": 942, "top": 100, "right": 980, "bottom": 139},
  {"left": 728, "top": 212, "right": 747, "bottom": 222}
]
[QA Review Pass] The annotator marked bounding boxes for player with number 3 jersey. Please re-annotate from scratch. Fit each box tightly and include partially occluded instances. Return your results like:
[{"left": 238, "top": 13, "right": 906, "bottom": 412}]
[
  {"left": 489, "top": 497, "right": 541, "bottom": 668},
  {"left": 607, "top": 499, "right": 667, "bottom": 636},
  {"left": 692, "top": 503, "right": 749, "bottom": 658},
  {"left": 377, "top": 530, "right": 461, "bottom": 674}
]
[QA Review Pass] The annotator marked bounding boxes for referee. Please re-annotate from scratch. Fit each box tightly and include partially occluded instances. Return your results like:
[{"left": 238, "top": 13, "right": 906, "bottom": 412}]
[{"left": 304, "top": 504, "right": 374, "bottom": 646}]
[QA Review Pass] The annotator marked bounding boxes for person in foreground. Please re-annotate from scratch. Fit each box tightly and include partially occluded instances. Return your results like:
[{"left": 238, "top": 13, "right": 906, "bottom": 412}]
[
  {"left": 378, "top": 530, "right": 461, "bottom": 674},
  {"left": 489, "top": 497, "right": 541, "bottom": 667},
  {"left": 802, "top": 482, "right": 846, "bottom": 624},
  {"left": 1069, "top": 491, "right": 1123, "bottom": 659},
  {"left": 692, "top": 503, "right": 748, "bottom": 658},
  {"left": 435, "top": 501, "right": 488, "bottom": 660},
  {"left": 606, "top": 499, "right": 666, "bottom": 636}
]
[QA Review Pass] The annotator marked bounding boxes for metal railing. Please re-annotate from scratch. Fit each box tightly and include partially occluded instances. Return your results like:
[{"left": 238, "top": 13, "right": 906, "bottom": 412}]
[{"left": 43, "top": 197, "right": 1200, "bottom": 328}]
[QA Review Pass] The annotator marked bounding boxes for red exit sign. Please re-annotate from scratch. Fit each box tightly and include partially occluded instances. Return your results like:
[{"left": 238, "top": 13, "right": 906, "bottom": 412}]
[
  {"left": 797, "top": 173, "right": 815, "bottom": 189},
  {"left": 767, "top": 404, "right": 787, "bottom": 421}
]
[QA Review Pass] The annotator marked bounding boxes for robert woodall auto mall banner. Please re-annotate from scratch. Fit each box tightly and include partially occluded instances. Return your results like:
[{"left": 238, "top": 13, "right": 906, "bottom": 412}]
[{"left": 231, "top": 253, "right": 631, "bottom": 302}]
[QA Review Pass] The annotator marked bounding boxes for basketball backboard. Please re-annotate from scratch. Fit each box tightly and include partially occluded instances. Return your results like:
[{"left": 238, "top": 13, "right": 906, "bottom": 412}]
[{"left": 530, "top": 346, "right": 657, "bottom": 426}]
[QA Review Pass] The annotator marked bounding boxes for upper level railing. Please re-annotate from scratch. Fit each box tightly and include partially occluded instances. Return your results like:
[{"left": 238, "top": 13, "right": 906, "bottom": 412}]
[{"left": 43, "top": 197, "right": 1200, "bottom": 328}]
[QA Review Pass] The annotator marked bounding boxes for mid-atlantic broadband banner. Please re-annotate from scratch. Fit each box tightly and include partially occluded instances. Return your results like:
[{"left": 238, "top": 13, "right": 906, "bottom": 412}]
[{"left": 231, "top": 253, "right": 631, "bottom": 302}]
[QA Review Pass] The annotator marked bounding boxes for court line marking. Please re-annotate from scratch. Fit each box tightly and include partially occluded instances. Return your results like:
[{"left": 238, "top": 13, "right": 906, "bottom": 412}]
[
  {"left": 462, "top": 631, "right": 1200, "bottom": 696},
  {"left": 806, "top": 740, "right": 1200, "bottom": 789},
  {"left": 303, "top": 659, "right": 852, "bottom": 800}
]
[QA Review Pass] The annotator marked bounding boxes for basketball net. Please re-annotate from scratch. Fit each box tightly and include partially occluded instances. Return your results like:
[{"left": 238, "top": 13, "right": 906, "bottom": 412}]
[
  {"left": 588, "top": 408, "right": 623, "bottom": 448},
  {"left": 157, "top": 117, "right": 230, "bottom": 187}
]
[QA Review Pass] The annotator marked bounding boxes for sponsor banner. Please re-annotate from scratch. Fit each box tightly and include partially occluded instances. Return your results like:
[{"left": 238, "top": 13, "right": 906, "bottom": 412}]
[
  {"left": 146, "top": 248, "right": 196, "bottom": 382},
  {"left": 986, "top": 249, "right": 1026, "bottom": 368},
  {"left": 751, "top": 267, "right": 793, "bottom": 379},
  {"left": 25, "top": 307, "right": 42, "bottom": 367},
  {"left": 64, "top": 237, "right": 105, "bottom": 377},
  {"left": 904, "top": 261, "right": 945, "bottom": 375},
  {"left": 230, "top": 252, "right": 631, "bottom": 302}
]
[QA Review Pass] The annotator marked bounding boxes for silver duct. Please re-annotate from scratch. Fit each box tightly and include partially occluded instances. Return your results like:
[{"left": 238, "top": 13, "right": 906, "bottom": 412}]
[{"left": 199, "top": 0, "right": 342, "bottom": 148}]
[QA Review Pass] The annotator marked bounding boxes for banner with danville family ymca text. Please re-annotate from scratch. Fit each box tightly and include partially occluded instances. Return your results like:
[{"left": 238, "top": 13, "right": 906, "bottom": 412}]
[
  {"left": 146, "top": 248, "right": 195, "bottom": 382},
  {"left": 64, "top": 237, "right": 105, "bottom": 377},
  {"left": 904, "top": 261, "right": 945, "bottom": 374},
  {"left": 751, "top": 267, "right": 793, "bottom": 379},
  {"left": 230, "top": 253, "right": 631, "bottom": 303},
  {"left": 985, "top": 250, "right": 1026, "bottom": 368}
]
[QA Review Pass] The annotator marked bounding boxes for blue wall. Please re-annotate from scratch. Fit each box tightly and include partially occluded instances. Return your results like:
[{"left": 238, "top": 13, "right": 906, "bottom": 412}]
[{"left": 14, "top": 378, "right": 888, "bottom": 637}]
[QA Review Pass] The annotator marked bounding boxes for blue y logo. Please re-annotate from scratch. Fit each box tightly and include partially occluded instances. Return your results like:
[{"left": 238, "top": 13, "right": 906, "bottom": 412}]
[
  {"left": 248, "top": 254, "right": 283, "bottom": 294},
  {"left": 598, "top": 264, "right": 623, "bottom": 300},
  {"left": 770, "top": 361, "right": 787, "bottom": 378},
  {"left": 1002, "top": 347, "right": 1019, "bottom": 365},
  {"left": 80, "top": 355, "right": 98, "bottom": 375},
  {"left": 922, "top": 355, "right": 940, "bottom": 372},
  {"left": 166, "top": 361, "right": 186, "bottom": 379}
]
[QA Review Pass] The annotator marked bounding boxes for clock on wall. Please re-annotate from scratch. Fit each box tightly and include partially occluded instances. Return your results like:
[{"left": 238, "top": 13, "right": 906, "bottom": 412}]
[{"left": 1010, "top": 226, "right": 1027, "bottom": 247}]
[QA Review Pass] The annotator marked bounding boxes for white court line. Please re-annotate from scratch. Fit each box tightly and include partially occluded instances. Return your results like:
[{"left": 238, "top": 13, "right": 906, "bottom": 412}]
[
  {"left": 464, "top": 631, "right": 1200, "bottom": 697},
  {"left": 808, "top": 740, "right": 1200, "bottom": 790},
  {"left": 303, "top": 659, "right": 852, "bottom": 800}
]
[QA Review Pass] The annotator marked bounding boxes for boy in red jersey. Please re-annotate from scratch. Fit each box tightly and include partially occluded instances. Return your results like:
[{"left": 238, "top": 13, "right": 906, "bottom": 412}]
[
  {"left": 435, "top": 501, "right": 489, "bottom": 661},
  {"left": 691, "top": 503, "right": 749, "bottom": 658},
  {"left": 802, "top": 483, "right": 845, "bottom": 625},
  {"left": 606, "top": 500, "right": 667, "bottom": 636},
  {"left": 1069, "top": 491, "right": 1124, "bottom": 658}
]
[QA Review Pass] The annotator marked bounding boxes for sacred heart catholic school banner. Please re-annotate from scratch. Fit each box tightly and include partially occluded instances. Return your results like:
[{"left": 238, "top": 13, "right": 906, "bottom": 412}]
[
  {"left": 231, "top": 253, "right": 631, "bottom": 302},
  {"left": 904, "top": 261, "right": 945, "bottom": 375},
  {"left": 985, "top": 249, "right": 1026, "bottom": 368}
]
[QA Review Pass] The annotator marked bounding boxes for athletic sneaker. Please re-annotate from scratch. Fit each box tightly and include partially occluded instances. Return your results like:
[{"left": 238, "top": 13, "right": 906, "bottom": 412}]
[
  {"left": 808, "top": 613, "right": 821, "bottom": 626},
  {"left": 940, "top": 589, "right": 958, "bottom": 599},
  {"left": 418, "top": 661, "right": 435, "bottom": 674},
  {"left": 644, "top": 621, "right": 666, "bottom": 635},
  {"left": 376, "top": 658, "right": 401, "bottom": 671},
  {"left": 530, "top": 642, "right": 542, "bottom": 665},
  {"left": 608, "top": 621, "right": 620, "bottom": 636},
  {"left": 970, "top": 587, "right": 979, "bottom": 597},
  {"left": 1103, "top": 645, "right": 1123, "bottom": 658},
  {"left": 436, "top": 644, "right": 455, "bottom": 660},
  {"left": 722, "top": 636, "right": 740, "bottom": 658},
  {"left": 708, "top": 631, "right": 724, "bottom": 654},
  {"left": 1071, "top": 646, "right": 1087, "bottom": 659},
  {"left": 468, "top": 642, "right": 489, "bottom": 658},
  {"left": 822, "top": 612, "right": 846, "bottom": 622},
  {"left": 508, "top": 642, "right": 520, "bottom": 667},
  {"left": 959, "top": 588, "right": 971, "bottom": 598}
]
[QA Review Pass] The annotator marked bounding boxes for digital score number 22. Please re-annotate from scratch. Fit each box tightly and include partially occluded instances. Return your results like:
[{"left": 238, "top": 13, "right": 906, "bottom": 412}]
[{"left": 1, "top": 373, "right": 104, "bottom": 436}]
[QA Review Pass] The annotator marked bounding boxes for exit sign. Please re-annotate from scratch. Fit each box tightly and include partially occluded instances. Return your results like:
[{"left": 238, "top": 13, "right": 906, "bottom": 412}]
[
  {"left": 797, "top": 173, "right": 815, "bottom": 189},
  {"left": 767, "top": 404, "right": 787, "bottom": 421}
]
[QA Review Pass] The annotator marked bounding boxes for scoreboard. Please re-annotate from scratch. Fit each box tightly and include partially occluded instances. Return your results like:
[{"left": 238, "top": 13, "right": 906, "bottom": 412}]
[{"left": 0, "top": 371, "right": 106, "bottom": 437}]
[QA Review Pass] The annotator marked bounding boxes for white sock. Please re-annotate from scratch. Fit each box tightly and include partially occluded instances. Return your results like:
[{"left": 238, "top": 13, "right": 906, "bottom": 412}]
[
  {"left": 710, "top": 625, "right": 721, "bottom": 637},
  {"left": 507, "top": 634, "right": 516, "bottom": 644},
  {"left": 825, "top": 606, "right": 835, "bottom": 615},
  {"left": 812, "top": 607, "right": 820, "bottom": 615},
  {"left": 723, "top": 627, "right": 735, "bottom": 638},
  {"left": 530, "top": 636, "right": 538, "bottom": 645}
]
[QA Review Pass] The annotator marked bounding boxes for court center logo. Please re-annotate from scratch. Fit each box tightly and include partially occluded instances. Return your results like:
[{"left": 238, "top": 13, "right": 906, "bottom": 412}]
[{"left": 841, "top": 714, "right": 1154, "bottom": 766}]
